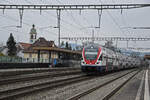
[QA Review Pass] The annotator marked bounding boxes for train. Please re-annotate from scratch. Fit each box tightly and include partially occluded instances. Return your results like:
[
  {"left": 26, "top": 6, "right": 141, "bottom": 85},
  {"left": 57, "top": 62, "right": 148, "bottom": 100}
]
[{"left": 81, "top": 43, "right": 141, "bottom": 74}]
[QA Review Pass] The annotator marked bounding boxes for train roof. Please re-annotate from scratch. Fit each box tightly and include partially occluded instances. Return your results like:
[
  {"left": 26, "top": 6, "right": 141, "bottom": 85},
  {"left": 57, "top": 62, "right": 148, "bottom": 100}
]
[{"left": 84, "top": 43, "right": 103, "bottom": 48}]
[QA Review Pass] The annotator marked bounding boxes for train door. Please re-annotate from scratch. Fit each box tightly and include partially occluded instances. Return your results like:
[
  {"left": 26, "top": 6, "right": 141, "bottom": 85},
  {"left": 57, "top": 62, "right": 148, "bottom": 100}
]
[
  {"left": 106, "top": 57, "right": 113, "bottom": 71},
  {"left": 105, "top": 56, "right": 108, "bottom": 72},
  {"left": 116, "top": 53, "right": 119, "bottom": 70}
]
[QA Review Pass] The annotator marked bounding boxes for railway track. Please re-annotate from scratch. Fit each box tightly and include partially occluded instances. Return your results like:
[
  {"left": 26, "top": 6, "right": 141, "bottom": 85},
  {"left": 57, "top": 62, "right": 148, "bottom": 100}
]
[
  {"left": 0, "top": 74, "right": 93, "bottom": 100},
  {"left": 0, "top": 70, "right": 81, "bottom": 85},
  {"left": 0, "top": 67, "right": 80, "bottom": 77},
  {"left": 102, "top": 70, "right": 140, "bottom": 100},
  {"left": 67, "top": 69, "right": 140, "bottom": 100},
  {"left": 0, "top": 68, "right": 139, "bottom": 100}
]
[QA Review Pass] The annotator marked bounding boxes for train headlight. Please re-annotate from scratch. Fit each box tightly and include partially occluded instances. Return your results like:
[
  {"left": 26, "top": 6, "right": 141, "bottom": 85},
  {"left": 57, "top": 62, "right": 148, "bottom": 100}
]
[
  {"left": 96, "top": 62, "right": 100, "bottom": 64},
  {"left": 82, "top": 62, "right": 85, "bottom": 64}
]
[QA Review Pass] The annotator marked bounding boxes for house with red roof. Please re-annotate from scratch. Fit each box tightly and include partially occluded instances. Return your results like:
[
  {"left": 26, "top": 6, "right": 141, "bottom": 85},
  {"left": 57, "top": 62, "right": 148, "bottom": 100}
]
[{"left": 22, "top": 37, "right": 58, "bottom": 62}]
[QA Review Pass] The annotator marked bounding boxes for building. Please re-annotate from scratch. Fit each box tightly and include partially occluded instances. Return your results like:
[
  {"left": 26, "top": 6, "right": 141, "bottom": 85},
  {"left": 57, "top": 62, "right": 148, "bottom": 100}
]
[
  {"left": 15, "top": 25, "right": 58, "bottom": 62},
  {"left": 16, "top": 42, "right": 32, "bottom": 58},
  {"left": 30, "top": 24, "right": 37, "bottom": 44},
  {"left": 23, "top": 37, "right": 58, "bottom": 62},
  {"left": 0, "top": 24, "right": 81, "bottom": 64},
  {"left": 0, "top": 46, "right": 8, "bottom": 56}
]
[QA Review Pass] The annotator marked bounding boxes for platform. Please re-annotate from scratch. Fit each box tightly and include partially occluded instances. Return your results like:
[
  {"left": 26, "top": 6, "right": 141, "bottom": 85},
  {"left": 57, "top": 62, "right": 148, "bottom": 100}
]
[{"left": 110, "top": 68, "right": 150, "bottom": 100}]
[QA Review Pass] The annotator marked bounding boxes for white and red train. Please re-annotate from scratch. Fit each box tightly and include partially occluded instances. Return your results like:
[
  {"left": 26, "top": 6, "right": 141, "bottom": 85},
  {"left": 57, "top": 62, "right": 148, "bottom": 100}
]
[{"left": 81, "top": 43, "right": 141, "bottom": 73}]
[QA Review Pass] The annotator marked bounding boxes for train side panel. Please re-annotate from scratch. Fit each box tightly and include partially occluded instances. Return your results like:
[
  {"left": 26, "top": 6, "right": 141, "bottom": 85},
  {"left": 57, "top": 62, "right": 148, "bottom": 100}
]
[{"left": 81, "top": 44, "right": 141, "bottom": 74}]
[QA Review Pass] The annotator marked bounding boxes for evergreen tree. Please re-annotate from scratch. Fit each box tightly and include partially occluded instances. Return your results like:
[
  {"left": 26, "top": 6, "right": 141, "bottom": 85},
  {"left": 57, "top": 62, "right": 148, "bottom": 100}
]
[
  {"left": 60, "top": 41, "right": 65, "bottom": 47},
  {"left": 65, "top": 42, "right": 69, "bottom": 49},
  {"left": 68, "top": 45, "right": 72, "bottom": 50},
  {"left": 7, "top": 33, "right": 17, "bottom": 56}
]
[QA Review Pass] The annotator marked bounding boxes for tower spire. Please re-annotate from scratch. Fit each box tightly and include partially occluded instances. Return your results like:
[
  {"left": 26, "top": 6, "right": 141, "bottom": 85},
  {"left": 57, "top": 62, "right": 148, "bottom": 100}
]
[{"left": 29, "top": 24, "right": 37, "bottom": 44}]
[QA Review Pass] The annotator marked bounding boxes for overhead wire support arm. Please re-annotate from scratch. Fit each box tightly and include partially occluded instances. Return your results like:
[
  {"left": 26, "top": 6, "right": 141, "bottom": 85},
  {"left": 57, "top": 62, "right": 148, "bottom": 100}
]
[
  {"left": 18, "top": 8, "right": 24, "bottom": 28},
  {"left": 120, "top": 6, "right": 123, "bottom": 14},
  {"left": 96, "top": 9, "right": 102, "bottom": 28},
  {"left": 40, "top": 7, "right": 42, "bottom": 15},
  {"left": 79, "top": 9, "right": 82, "bottom": 15},
  {"left": 3, "top": 9, "right": 5, "bottom": 14},
  {"left": 132, "top": 27, "right": 150, "bottom": 29},
  {"left": 2, "top": 5, "right": 5, "bottom": 14}
]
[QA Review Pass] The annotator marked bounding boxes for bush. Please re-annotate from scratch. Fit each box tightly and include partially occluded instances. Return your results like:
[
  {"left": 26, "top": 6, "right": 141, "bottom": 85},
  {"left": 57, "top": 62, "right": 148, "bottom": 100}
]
[{"left": 0, "top": 53, "right": 5, "bottom": 56}]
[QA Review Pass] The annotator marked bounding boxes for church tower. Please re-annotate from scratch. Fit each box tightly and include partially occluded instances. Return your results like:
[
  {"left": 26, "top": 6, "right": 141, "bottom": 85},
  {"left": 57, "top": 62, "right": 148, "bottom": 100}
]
[{"left": 29, "top": 24, "right": 37, "bottom": 44}]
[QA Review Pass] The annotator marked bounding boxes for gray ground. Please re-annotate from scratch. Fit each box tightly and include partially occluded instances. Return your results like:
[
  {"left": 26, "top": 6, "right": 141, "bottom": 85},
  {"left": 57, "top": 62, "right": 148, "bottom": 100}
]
[
  {"left": 110, "top": 70, "right": 145, "bottom": 100},
  {"left": 7, "top": 68, "right": 150, "bottom": 100}
]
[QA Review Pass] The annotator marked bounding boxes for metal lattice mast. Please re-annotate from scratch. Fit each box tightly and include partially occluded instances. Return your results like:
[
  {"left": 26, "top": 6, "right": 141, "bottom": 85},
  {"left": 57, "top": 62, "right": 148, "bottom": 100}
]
[
  {"left": 0, "top": 4, "right": 150, "bottom": 10},
  {"left": 61, "top": 37, "right": 150, "bottom": 41}
]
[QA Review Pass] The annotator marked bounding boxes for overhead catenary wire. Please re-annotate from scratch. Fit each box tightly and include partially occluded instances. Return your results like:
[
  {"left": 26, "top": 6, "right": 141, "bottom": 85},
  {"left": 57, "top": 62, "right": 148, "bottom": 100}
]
[
  {"left": 110, "top": 0, "right": 138, "bottom": 48},
  {"left": 0, "top": 13, "right": 58, "bottom": 38},
  {"left": 24, "top": 0, "right": 83, "bottom": 45},
  {"left": 37, "top": 0, "right": 96, "bottom": 43},
  {"left": 98, "top": 0, "right": 127, "bottom": 37},
  {"left": 37, "top": 0, "right": 88, "bottom": 32},
  {"left": 1, "top": 0, "right": 150, "bottom": 43},
  {"left": 54, "top": 0, "right": 90, "bottom": 32},
  {"left": 4, "top": 0, "right": 78, "bottom": 34},
  {"left": 0, "top": 1, "right": 78, "bottom": 43},
  {"left": 97, "top": 0, "right": 130, "bottom": 48},
  {"left": 1, "top": 0, "right": 74, "bottom": 38},
  {"left": 111, "top": 0, "right": 131, "bottom": 36}
]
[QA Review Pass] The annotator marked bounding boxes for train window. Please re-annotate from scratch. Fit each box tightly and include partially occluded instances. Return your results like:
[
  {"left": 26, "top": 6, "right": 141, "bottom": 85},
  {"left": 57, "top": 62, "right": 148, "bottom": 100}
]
[
  {"left": 85, "top": 48, "right": 98, "bottom": 52},
  {"left": 84, "top": 46, "right": 99, "bottom": 60},
  {"left": 85, "top": 45, "right": 99, "bottom": 52},
  {"left": 85, "top": 54, "right": 97, "bottom": 60},
  {"left": 104, "top": 56, "right": 108, "bottom": 59}
]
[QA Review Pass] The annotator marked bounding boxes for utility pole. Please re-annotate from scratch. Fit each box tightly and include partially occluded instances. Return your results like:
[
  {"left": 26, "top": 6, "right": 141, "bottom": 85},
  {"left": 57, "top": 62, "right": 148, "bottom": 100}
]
[
  {"left": 57, "top": 9, "right": 61, "bottom": 47},
  {"left": 18, "top": 9, "right": 24, "bottom": 28},
  {"left": 127, "top": 40, "right": 129, "bottom": 48},
  {"left": 92, "top": 29, "right": 94, "bottom": 43},
  {"left": 116, "top": 40, "right": 118, "bottom": 48}
]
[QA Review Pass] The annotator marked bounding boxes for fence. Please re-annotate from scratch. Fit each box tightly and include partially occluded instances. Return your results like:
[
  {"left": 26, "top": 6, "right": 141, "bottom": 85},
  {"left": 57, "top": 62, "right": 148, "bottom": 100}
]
[
  {"left": 55, "top": 59, "right": 81, "bottom": 67},
  {"left": 0, "top": 56, "right": 50, "bottom": 63},
  {"left": 0, "top": 56, "right": 22, "bottom": 63},
  {"left": 0, "top": 56, "right": 81, "bottom": 68},
  {"left": 22, "top": 58, "right": 49, "bottom": 63}
]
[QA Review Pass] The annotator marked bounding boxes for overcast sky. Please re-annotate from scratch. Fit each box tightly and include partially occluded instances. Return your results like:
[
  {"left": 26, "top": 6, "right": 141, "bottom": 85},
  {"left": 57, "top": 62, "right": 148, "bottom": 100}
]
[{"left": 0, "top": 0, "right": 150, "bottom": 49}]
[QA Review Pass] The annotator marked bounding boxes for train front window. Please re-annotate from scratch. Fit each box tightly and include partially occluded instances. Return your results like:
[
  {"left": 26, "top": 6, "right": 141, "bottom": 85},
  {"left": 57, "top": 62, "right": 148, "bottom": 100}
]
[{"left": 84, "top": 48, "right": 98, "bottom": 60}]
